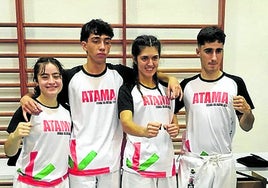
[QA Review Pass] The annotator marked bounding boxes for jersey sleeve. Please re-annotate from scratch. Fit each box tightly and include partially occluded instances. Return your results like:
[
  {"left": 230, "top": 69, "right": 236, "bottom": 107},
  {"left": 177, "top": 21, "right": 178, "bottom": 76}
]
[
  {"left": 226, "top": 73, "right": 255, "bottom": 115},
  {"left": 236, "top": 77, "right": 254, "bottom": 109},
  {"left": 111, "top": 64, "right": 135, "bottom": 84},
  {"left": 174, "top": 79, "right": 188, "bottom": 113},
  {"left": 118, "top": 84, "right": 134, "bottom": 118},
  {"left": 58, "top": 66, "right": 82, "bottom": 108}
]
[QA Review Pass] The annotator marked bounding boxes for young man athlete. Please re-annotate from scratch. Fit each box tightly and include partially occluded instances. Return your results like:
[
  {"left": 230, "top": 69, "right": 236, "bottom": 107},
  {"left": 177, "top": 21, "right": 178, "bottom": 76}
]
[{"left": 176, "top": 26, "right": 255, "bottom": 188}]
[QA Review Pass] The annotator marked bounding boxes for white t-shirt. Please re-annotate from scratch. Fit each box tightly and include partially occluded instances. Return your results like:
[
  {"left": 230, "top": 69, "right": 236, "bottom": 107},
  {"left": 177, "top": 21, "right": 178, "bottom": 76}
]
[{"left": 175, "top": 72, "right": 254, "bottom": 155}]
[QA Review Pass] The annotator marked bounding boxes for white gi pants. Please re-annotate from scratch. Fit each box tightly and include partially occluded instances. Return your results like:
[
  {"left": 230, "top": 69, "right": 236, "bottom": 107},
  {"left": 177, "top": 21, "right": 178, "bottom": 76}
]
[{"left": 177, "top": 152, "right": 236, "bottom": 188}]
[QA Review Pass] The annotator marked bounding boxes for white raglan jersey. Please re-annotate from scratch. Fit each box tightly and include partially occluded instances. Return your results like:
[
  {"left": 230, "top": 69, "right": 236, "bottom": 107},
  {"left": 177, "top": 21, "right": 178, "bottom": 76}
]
[
  {"left": 175, "top": 72, "right": 254, "bottom": 155},
  {"left": 7, "top": 102, "right": 72, "bottom": 184},
  {"left": 118, "top": 82, "right": 176, "bottom": 178},
  {"left": 64, "top": 64, "right": 134, "bottom": 176}
]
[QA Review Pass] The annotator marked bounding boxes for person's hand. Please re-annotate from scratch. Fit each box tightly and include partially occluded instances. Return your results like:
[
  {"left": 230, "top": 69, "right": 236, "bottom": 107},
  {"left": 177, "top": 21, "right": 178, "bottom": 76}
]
[
  {"left": 20, "top": 95, "right": 42, "bottom": 121},
  {"left": 4, "top": 122, "right": 32, "bottom": 156},
  {"left": 12, "top": 122, "right": 32, "bottom": 140},
  {"left": 145, "top": 122, "right": 161, "bottom": 138},
  {"left": 167, "top": 77, "right": 183, "bottom": 100},
  {"left": 164, "top": 123, "right": 179, "bottom": 138},
  {"left": 233, "top": 95, "right": 251, "bottom": 114}
]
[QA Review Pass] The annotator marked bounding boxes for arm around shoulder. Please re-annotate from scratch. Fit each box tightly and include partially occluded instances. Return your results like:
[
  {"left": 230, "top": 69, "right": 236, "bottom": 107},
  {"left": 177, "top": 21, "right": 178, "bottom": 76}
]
[
  {"left": 20, "top": 93, "right": 42, "bottom": 121},
  {"left": 157, "top": 72, "right": 183, "bottom": 100}
]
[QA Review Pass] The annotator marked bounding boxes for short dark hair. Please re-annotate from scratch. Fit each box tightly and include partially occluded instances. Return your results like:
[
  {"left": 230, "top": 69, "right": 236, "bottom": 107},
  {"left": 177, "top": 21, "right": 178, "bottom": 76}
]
[
  {"left": 80, "top": 19, "right": 114, "bottom": 42},
  {"left": 197, "top": 26, "right": 226, "bottom": 46}
]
